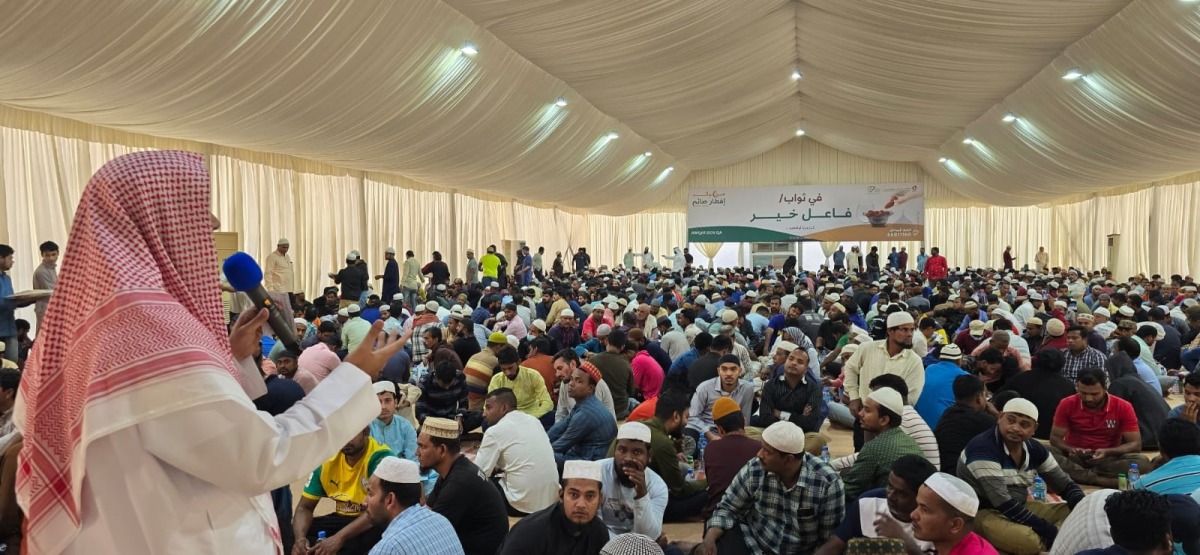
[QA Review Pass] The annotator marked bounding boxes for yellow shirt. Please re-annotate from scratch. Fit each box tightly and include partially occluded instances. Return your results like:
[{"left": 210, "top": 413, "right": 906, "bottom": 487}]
[
  {"left": 302, "top": 437, "right": 394, "bottom": 516},
  {"left": 488, "top": 367, "right": 554, "bottom": 418}
]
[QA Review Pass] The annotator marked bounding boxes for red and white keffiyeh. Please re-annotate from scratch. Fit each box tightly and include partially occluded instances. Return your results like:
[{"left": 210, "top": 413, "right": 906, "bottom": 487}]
[{"left": 16, "top": 150, "right": 244, "bottom": 553}]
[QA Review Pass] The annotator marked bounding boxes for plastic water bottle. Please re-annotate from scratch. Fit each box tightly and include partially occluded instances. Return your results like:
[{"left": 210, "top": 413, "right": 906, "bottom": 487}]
[
  {"left": 821, "top": 446, "right": 831, "bottom": 464},
  {"left": 1128, "top": 464, "right": 1140, "bottom": 489},
  {"left": 823, "top": 387, "right": 834, "bottom": 404},
  {"left": 1031, "top": 476, "right": 1046, "bottom": 502},
  {"left": 685, "top": 468, "right": 695, "bottom": 482},
  {"left": 316, "top": 531, "right": 326, "bottom": 544}
]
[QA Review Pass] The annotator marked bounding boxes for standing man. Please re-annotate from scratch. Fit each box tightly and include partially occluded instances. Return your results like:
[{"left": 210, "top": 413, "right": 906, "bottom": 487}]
[
  {"left": 532, "top": 246, "right": 545, "bottom": 281},
  {"left": 32, "top": 240, "right": 59, "bottom": 327},
  {"left": 364, "top": 457, "right": 464, "bottom": 555},
  {"left": 265, "top": 238, "right": 294, "bottom": 303},
  {"left": 573, "top": 248, "right": 591, "bottom": 274},
  {"left": 1035, "top": 247, "right": 1050, "bottom": 272},
  {"left": 916, "top": 247, "right": 929, "bottom": 274},
  {"left": 401, "top": 250, "right": 422, "bottom": 312},
  {"left": 465, "top": 249, "right": 480, "bottom": 286},
  {"left": 843, "top": 311, "right": 925, "bottom": 448},
  {"left": 480, "top": 246, "right": 501, "bottom": 288},
  {"left": 623, "top": 248, "right": 636, "bottom": 270},
  {"left": 2, "top": 245, "right": 35, "bottom": 364},
  {"left": 833, "top": 246, "right": 846, "bottom": 271},
  {"left": 924, "top": 247, "right": 948, "bottom": 281},
  {"left": 514, "top": 246, "right": 534, "bottom": 287},
  {"left": 334, "top": 252, "right": 369, "bottom": 308},
  {"left": 375, "top": 247, "right": 400, "bottom": 304}
]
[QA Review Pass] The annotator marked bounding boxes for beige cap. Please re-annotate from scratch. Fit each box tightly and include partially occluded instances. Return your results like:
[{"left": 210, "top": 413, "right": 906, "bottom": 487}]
[
  {"left": 616, "top": 421, "right": 652, "bottom": 444},
  {"left": 421, "top": 417, "right": 461, "bottom": 439},
  {"left": 761, "top": 421, "right": 806, "bottom": 454},
  {"left": 1002, "top": 398, "right": 1039, "bottom": 422}
]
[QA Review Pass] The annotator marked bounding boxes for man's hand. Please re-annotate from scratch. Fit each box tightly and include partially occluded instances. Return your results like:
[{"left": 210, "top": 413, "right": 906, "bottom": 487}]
[
  {"left": 622, "top": 459, "right": 648, "bottom": 499},
  {"left": 308, "top": 533, "right": 343, "bottom": 555},
  {"left": 874, "top": 513, "right": 907, "bottom": 540},
  {"left": 1183, "top": 403, "right": 1199, "bottom": 423},
  {"left": 291, "top": 538, "right": 309, "bottom": 555},
  {"left": 344, "top": 321, "right": 407, "bottom": 381},
  {"left": 229, "top": 308, "right": 269, "bottom": 361},
  {"left": 694, "top": 540, "right": 718, "bottom": 555},
  {"left": 1090, "top": 448, "right": 1110, "bottom": 461}
]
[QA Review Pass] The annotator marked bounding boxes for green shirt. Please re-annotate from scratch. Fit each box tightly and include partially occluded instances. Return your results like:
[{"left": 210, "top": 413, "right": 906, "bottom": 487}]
[
  {"left": 840, "top": 426, "right": 922, "bottom": 503},
  {"left": 488, "top": 366, "right": 554, "bottom": 418}
]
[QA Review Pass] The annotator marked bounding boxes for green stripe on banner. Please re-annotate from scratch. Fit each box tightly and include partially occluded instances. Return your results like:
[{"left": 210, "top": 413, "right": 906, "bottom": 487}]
[{"left": 688, "top": 226, "right": 808, "bottom": 242}]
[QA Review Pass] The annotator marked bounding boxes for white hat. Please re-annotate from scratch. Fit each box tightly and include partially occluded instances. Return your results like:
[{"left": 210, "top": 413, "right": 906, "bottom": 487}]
[
  {"left": 1054, "top": 300, "right": 1067, "bottom": 308},
  {"left": 294, "top": 317, "right": 308, "bottom": 325},
  {"left": 393, "top": 293, "right": 404, "bottom": 301},
  {"left": 824, "top": 293, "right": 841, "bottom": 303},
  {"left": 436, "top": 284, "right": 447, "bottom": 291},
  {"left": 596, "top": 324, "right": 613, "bottom": 337},
  {"left": 338, "top": 308, "right": 350, "bottom": 317},
  {"left": 373, "top": 456, "right": 421, "bottom": 484},
  {"left": 532, "top": 319, "right": 547, "bottom": 331},
  {"left": 1029, "top": 292, "right": 1044, "bottom": 301},
  {"left": 385, "top": 246, "right": 396, "bottom": 254},
  {"left": 562, "top": 460, "right": 604, "bottom": 483},
  {"left": 831, "top": 302, "right": 846, "bottom": 313},
  {"left": 561, "top": 308, "right": 576, "bottom": 318},
  {"left": 1076, "top": 313, "right": 1093, "bottom": 322},
  {"left": 842, "top": 344, "right": 859, "bottom": 355},
  {"left": 1094, "top": 307, "right": 1111, "bottom": 317},
  {"left": 773, "top": 340, "right": 799, "bottom": 354},
  {"left": 414, "top": 304, "right": 427, "bottom": 313},
  {"left": 1003, "top": 398, "right": 1039, "bottom": 422},
  {"left": 721, "top": 310, "right": 738, "bottom": 324},
  {"left": 868, "top": 386, "right": 906, "bottom": 414},
  {"left": 600, "top": 534, "right": 663, "bottom": 555},
  {"left": 1118, "top": 306, "right": 1135, "bottom": 317},
  {"left": 746, "top": 290, "right": 758, "bottom": 298},
  {"left": 616, "top": 422, "right": 652, "bottom": 444},
  {"left": 277, "top": 237, "right": 290, "bottom": 245},
  {"left": 592, "top": 303, "right": 605, "bottom": 312},
  {"left": 1049, "top": 281, "right": 1060, "bottom": 289},
  {"left": 886, "top": 311, "right": 915, "bottom": 328},
  {"left": 607, "top": 302, "right": 619, "bottom": 311},
  {"left": 695, "top": 295, "right": 709, "bottom": 304},
  {"left": 924, "top": 472, "right": 979, "bottom": 517},
  {"left": 939, "top": 344, "right": 963, "bottom": 360},
  {"left": 506, "top": 336, "right": 520, "bottom": 349},
  {"left": 379, "top": 304, "right": 391, "bottom": 312},
  {"left": 347, "top": 251, "right": 359, "bottom": 261},
  {"left": 426, "top": 301, "right": 440, "bottom": 312},
  {"left": 761, "top": 421, "right": 806, "bottom": 454},
  {"left": 347, "top": 304, "right": 361, "bottom": 314},
  {"left": 373, "top": 381, "right": 398, "bottom": 397},
  {"left": 964, "top": 301, "right": 978, "bottom": 310},
  {"left": 421, "top": 417, "right": 460, "bottom": 439},
  {"left": 968, "top": 319, "right": 986, "bottom": 338},
  {"left": 1150, "top": 322, "right": 1166, "bottom": 341}
]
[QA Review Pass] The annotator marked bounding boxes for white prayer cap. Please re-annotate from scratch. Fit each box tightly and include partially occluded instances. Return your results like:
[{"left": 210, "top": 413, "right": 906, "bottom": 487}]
[
  {"left": 277, "top": 237, "right": 290, "bottom": 245},
  {"left": 1186, "top": 299, "right": 1200, "bottom": 308},
  {"left": 868, "top": 387, "right": 906, "bottom": 414},
  {"left": 721, "top": 310, "right": 738, "bottom": 323},
  {"left": 561, "top": 308, "right": 575, "bottom": 318},
  {"left": 347, "top": 304, "right": 361, "bottom": 314},
  {"left": 761, "top": 421, "right": 806, "bottom": 454},
  {"left": 1002, "top": 398, "right": 1039, "bottom": 422},
  {"left": 425, "top": 301, "right": 440, "bottom": 313},
  {"left": 373, "top": 381, "right": 398, "bottom": 397},
  {"left": 1118, "top": 306, "right": 1135, "bottom": 317},
  {"left": 597, "top": 324, "right": 613, "bottom": 337},
  {"left": 562, "top": 460, "right": 604, "bottom": 484},
  {"left": 1054, "top": 300, "right": 1067, "bottom": 308},
  {"left": 616, "top": 422, "right": 652, "bottom": 444},
  {"left": 393, "top": 293, "right": 404, "bottom": 301},
  {"left": 923, "top": 472, "right": 979, "bottom": 517},
  {"left": 294, "top": 317, "right": 308, "bottom": 325},
  {"left": 607, "top": 302, "right": 619, "bottom": 311},
  {"left": 773, "top": 340, "right": 798, "bottom": 354},
  {"left": 600, "top": 534, "right": 665, "bottom": 555},
  {"left": 592, "top": 303, "right": 605, "bottom": 312},
  {"left": 695, "top": 295, "right": 709, "bottom": 304},
  {"left": 746, "top": 290, "right": 758, "bottom": 298},
  {"left": 886, "top": 311, "right": 915, "bottom": 328},
  {"left": 506, "top": 335, "right": 520, "bottom": 349},
  {"left": 939, "top": 344, "right": 962, "bottom": 360},
  {"left": 1029, "top": 291, "right": 1043, "bottom": 301},
  {"left": 385, "top": 246, "right": 396, "bottom": 254},
  {"left": 373, "top": 456, "right": 421, "bottom": 485},
  {"left": 532, "top": 319, "right": 547, "bottom": 331},
  {"left": 831, "top": 302, "right": 846, "bottom": 313},
  {"left": 414, "top": 304, "right": 426, "bottom": 313},
  {"left": 379, "top": 304, "right": 391, "bottom": 312},
  {"left": 1076, "top": 313, "right": 1093, "bottom": 322},
  {"left": 841, "top": 344, "right": 859, "bottom": 355},
  {"left": 1094, "top": 307, "right": 1111, "bottom": 317},
  {"left": 963, "top": 301, "right": 978, "bottom": 309},
  {"left": 338, "top": 308, "right": 350, "bottom": 317},
  {"left": 824, "top": 293, "right": 841, "bottom": 303},
  {"left": 421, "top": 417, "right": 460, "bottom": 439},
  {"left": 1150, "top": 322, "right": 1166, "bottom": 341},
  {"left": 347, "top": 251, "right": 359, "bottom": 261}
]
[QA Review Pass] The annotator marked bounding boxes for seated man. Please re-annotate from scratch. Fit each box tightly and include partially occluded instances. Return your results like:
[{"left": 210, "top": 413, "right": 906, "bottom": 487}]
[
  {"left": 636, "top": 389, "right": 707, "bottom": 522},
  {"left": 696, "top": 421, "right": 845, "bottom": 555},
  {"left": 552, "top": 349, "right": 616, "bottom": 422},
  {"left": 293, "top": 428, "right": 394, "bottom": 555},
  {"left": 684, "top": 354, "right": 754, "bottom": 456},
  {"left": 1077, "top": 490, "right": 1177, "bottom": 555},
  {"left": 959, "top": 398, "right": 1085, "bottom": 555},
  {"left": 417, "top": 359, "right": 478, "bottom": 431},
  {"left": 547, "top": 361, "right": 618, "bottom": 466},
  {"left": 418, "top": 417, "right": 510, "bottom": 555},
  {"left": 1049, "top": 367, "right": 1150, "bottom": 488},
  {"left": 370, "top": 381, "right": 418, "bottom": 462},
  {"left": 752, "top": 348, "right": 825, "bottom": 432},
  {"left": 476, "top": 388, "right": 560, "bottom": 516},
  {"left": 815, "top": 455, "right": 937, "bottom": 555},
  {"left": 934, "top": 375, "right": 997, "bottom": 474},
  {"left": 1170, "top": 371, "right": 1200, "bottom": 425},
  {"left": 364, "top": 457, "right": 464, "bottom": 555},
  {"left": 908, "top": 473, "right": 999, "bottom": 555},
  {"left": 841, "top": 387, "right": 924, "bottom": 503},
  {"left": 598, "top": 422, "right": 670, "bottom": 541},
  {"left": 488, "top": 346, "right": 555, "bottom": 428},
  {"left": 915, "top": 344, "right": 969, "bottom": 428},
  {"left": 1136, "top": 418, "right": 1200, "bottom": 496},
  {"left": 831, "top": 375, "right": 940, "bottom": 472},
  {"left": 498, "top": 460, "right": 611, "bottom": 555},
  {"left": 702, "top": 398, "right": 761, "bottom": 520}
]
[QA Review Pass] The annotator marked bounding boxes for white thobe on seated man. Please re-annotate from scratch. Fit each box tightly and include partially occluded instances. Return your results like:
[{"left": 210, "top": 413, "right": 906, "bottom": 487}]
[{"left": 476, "top": 388, "right": 560, "bottom": 516}]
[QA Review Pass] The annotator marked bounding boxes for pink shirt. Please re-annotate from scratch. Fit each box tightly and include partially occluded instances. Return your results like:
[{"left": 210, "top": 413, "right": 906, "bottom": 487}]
[
  {"left": 947, "top": 532, "right": 999, "bottom": 555},
  {"left": 631, "top": 350, "right": 664, "bottom": 400}
]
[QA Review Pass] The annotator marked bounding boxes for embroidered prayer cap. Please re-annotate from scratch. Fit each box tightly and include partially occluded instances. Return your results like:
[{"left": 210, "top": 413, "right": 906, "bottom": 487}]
[
  {"left": 886, "top": 311, "right": 914, "bottom": 328},
  {"left": 561, "top": 308, "right": 576, "bottom": 318},
  {"left": 579, "top": 361, "right": 603, "bottom": 384},
  {"left": 924, "top": 472, "right": 979, "bottom": 517},
  {"left": 600, "top": 533, "right": 665, "bottom": 555},
  {"left": 562, "top": 460, "right": 604, "bottom": 484},
  {"left": 868, "top": 387, "right": 905, "bottom": 414},
  {"left": 938, "top": 344, "right": 962, "bottom": 360},
  {"left": 1002, "top": 398, "right": 1039, "bottom": 422},
  {"left": 761, "top": 421, "right": 806, "bottom": 454},
  {"left": 421, "top": 417, "right": 461, "bottom": 439},
  {"left": 373, "top": 456, "right": 421, "bottom": 484}
]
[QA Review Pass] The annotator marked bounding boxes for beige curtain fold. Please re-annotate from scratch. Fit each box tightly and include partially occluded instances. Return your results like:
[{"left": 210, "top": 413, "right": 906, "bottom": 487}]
[{"left": 695, "top": 243, "right": 723, "bottom": 268}]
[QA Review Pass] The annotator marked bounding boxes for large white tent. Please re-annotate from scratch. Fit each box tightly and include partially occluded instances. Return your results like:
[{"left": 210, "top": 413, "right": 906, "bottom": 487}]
[{"left": 4, "top": 0, "right": 1200, "bottom": 294}]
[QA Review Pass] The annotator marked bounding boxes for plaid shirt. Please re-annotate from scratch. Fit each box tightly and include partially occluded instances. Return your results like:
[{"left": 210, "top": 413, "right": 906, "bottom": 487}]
[
  {"left": 708, "top": 456, "right": 845, "bottom": 554},
  {"left": 410, "top": 321, "right": 441, "bottom": 365},
  {"left": 1060, "top": 347, "right": 1108, "bottom": 381},
  {"left": 370, "top": 504, "right": 464, "bottom": 555}
]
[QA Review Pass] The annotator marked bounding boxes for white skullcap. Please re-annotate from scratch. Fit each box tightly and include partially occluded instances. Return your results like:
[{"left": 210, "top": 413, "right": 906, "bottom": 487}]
[
  {"left": 773, "top": 340, "right": 799, "bottom": 354},
  {"left": 506, "top": 335, "right": 520, "bottom": 349},
  {"left": 824, "top": 293, "right": 841, "bottom": 303},
  {"left": 294, "top": 317, "right": 308, "bottom": 325},
  {"left": 695, "top": 295, "right": 709, "bottom": 304},
  {"left": 939, "top": 344, "right": 962, "bottom": 360},
  {"left": 277, "top": 237, "right": 290, "bottom": 245},
  {"left": 338, "top": 308, "right": 350, "bottom": 317},
  {"left": 392, "top": 293, "right": 404, "bottom": 301},
  {"left": 1003, "top": 398, "right": 1039, "bottom": 422},
  {"left": 831, "top": 302, "right": 846, "bottom": 313},
  {"left": 607, "top": 302, "right": 619, "bottom": 311},
  {"left": 373, "top": 456, "right": 421, "bottom": 484},
  {"left": 1094, "top": 307, "right": 1111, "bottom": 317},
  {"left": 600, "top": 534, "right": 664, "bottom": 555},
  {"left": 373, "top": 381, "right": 398, "bottom": 397},
  {"left": 1054, "top": 300, "right": 1067, "bottom": 308},
  {"left": 842, "top": 344, "right": 859, "bottom": 355},
  {"left": 886, "top": 311, "right": 915, "bottom": 328},
  {"left": 1150, "top": 322, "right": 1166, "bottom": 341},
  {"left": 596, "top": 324, "right": 613, "bottom": 336},
  {"left": 347, "top": 304, "right": 361, "bottom": 314},
  {"left": 436, "top": 284, "right": 447, "bottom": 291},
  {"left": 721, "top": 310, "right": 738, "bottom": 323},
  {"left": 561, "top": 308, "right": 576, "bottom": 318},
  {"left": 414, "top": 304, "right": 426, "bottom": 313},
  {"left": 425, "top": 301, "right": 440, "bottom": 312},
  {"left": 379, "top": 304, "right": 391, "bottom": 312},
  {"left": 385, "top": 246, "right": 396, "bottom": 254},
  {"left": 562, "top": 460, "right": 604, "bottom": 484},
  {"left": 1185, "top": 299, "right": 1200, "bottom": 308},
  {"left": 346, "top": 251, "right": 359, "bottom": 261},
  {"left": 761, "top": 421, "right": 806, "bottom": 454},
  {"left": 1118, "top": 306, "right": 1135, "bottom": 317},
  {"left": 746, "top": 290, "right": 758, "bottom": 298},
  {"left": 869, "top": 386, "right": 906, "bottom": 414},
  {"left": 924, "top": 472, "right": 979, "bottom": 517},
  {"left": 592, "top": 303, "right": 605, "bottom": 312},
  {"left": 1076, "top": 313, "right": 1093, "bottom": 322},
  {"left": 1029, "top": 292, "right": 1043, "bottom": 301},
  {"left": 616, "top": 421, "right": 652, "bottom": 444},
  {"left": 532, "top": 319, "right": 547, "bottom": 331}
]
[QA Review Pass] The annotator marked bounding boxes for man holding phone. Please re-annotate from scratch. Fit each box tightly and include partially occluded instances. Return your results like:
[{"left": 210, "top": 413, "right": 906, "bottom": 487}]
[{"left": 1048, "top": 368, "right": 1151, "bottom": 488}]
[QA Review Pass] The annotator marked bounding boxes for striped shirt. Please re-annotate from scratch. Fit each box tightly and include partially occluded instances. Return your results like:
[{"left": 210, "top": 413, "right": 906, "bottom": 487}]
[
  {"left": 832, "top": 406, "right": 940, "bottom": 471},
  {"left": 959, "top": 427, "right": 1084, "bottom": 529},
  {"left": 1134, "top": 454, "right": 1200, "bottom": 501}
]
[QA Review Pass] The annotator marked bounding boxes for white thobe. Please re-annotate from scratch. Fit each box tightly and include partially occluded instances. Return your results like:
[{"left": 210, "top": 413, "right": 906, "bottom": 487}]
[
  {"left": 473, "top": 410, "right": 559, "bottom": 514},
  {"left": 35, "top": 360, "right": 377, "bottom": 555}
]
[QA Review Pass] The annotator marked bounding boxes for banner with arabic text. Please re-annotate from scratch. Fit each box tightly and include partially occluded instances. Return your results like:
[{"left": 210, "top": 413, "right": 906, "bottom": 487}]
[{"left": 687, "top": 183, "right": 924, "bottom": 242}]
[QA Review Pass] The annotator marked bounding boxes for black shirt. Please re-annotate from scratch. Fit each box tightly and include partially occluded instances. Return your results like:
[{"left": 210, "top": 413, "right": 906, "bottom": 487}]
[
  {"left": 428, "top": 456, "right": 510, "bottom": 555},
  {"left": 753, "top": 374, "right": 824, "bottom": 432},
  {"left": 497, "top": 503, "right": 609, "bottom": 555},
  {"left": 687, "top": 352, "right": 721, "bottom": 393},
  {"left": 932, "top": 404, "right": 996, "bottom": 474},
  {"left": 423, "top": 260, "right": 451, "bottom": 286},
  {"left": 335, "top": 265, "right": 368, "bottom": 301},
  {"left": 997, "top": 370, "right": 1075, "bottom": 439},
  {"left": 1109, "top": 376, "right": 1171, "bottom": 450},
  {"left": 1156, "top": 323, "right": 1183, "bottom": 370},
  {"left": 452, "top": 335, "right": 481, "bottom": 367}
]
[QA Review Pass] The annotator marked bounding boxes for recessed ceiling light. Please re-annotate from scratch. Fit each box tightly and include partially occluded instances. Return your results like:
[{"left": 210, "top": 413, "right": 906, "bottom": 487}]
[
  {"left": 644, "top": 152, "right": 652, "bottom": 157},
  {"left": 1002, "top": 113, "right": 1017, "bottom": 123},
  {"left": 962, "top": 138, "right": 975, "bottom": 145},
  {"left": 555, "top": 98, "right": 568, "bottom": 107},
  {"left": 1062, "top": 68, "right": 1083, "bottom": 80},
  {"left": 938, "top": 157, "right": 947, "bottom": 163},
  {"left": 666, "top": 166, "right": 674, "bottom": 173},
  {"left": 791, "top": 70, "right": 802, "bottom": 80},
  {"left": 795, "top": 128, "right": 806, "bottom": 136},
  {"left": 606, "top": 132, "right": 619, "bottom": 140},
  {"left": 461, "top": 43, "right": 478, "bottom": 56}
]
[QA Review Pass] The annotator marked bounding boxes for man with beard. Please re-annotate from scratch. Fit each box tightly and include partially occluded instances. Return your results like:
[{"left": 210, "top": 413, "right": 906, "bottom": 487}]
[
  {"left": 293, "top": 428, "right": 395, "bottom": 555},
  {"left": 815, "top": 455, "right": 937, "bottom": 555},
  {"left": 497, "top": 460, "right": 611, "bottom": 555},
  {"left": 553, "top": 349, "right": 616, "bottom": 422},
  {"left": 418, "top": 417, "right": 509, "bottom": 555},
  {"left": 548, "top": 361, "right": 618, "bottom": 466},
  {"left": 364, "top": 456, "right": 463, "bottom": 555},
  {"left": 959, "top": 399, "right": 1084, "bottom": 555},
  {"left": 598, "top": 422, "right": 670, "bottom": 541},
  {"left": 843, "top": 311, "right": 925, "bottom": 450}
]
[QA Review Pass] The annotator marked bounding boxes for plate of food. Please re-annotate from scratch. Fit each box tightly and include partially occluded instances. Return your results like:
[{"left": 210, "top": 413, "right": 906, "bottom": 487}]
[{"left": 7, "top": 289, "right": 52, "bottom": 303}]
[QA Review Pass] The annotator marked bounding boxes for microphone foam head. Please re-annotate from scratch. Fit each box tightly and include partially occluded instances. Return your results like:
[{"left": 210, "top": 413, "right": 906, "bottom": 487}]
[{"left": 222, "top": 252, "right": 264, "bottom": 292}]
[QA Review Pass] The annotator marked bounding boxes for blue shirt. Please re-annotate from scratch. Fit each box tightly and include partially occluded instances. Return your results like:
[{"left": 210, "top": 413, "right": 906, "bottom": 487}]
[
  {"left": 371, "top": 416, "right": 418, "bottom": 462},
  {"left": 669, "top": 348, "right": 699, "bottom": 376},
  {"left": 1135, "top": 454, "right": 1200, "bottom": 503},
  {"left": 361, "top": 307, "right": 381, "bottom": 324},
  {"left": 0, "top": 273, "right": 14, "bottom": 336},
  {"left": 369, "top": 504, "right": 464, "bottom": 555},
  {"left": 547, "top": 394, "right": 617, "bottom": 462},
  {"left": 915, "top": 361, "right": 968, "bottom": 428}
]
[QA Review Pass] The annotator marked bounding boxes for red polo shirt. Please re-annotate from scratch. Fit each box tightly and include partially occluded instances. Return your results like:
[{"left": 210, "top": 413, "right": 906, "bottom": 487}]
[{"left": 1052, "top": 393, "right": 1139, "bottom": 451}]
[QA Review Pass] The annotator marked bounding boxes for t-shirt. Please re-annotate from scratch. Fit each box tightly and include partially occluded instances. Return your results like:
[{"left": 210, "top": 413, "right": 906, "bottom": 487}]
[
  {"left": 948, "top": 532, "right": 1000, "bottom": 555},
  {"left": 914, "top": 361, "right": 968, "bottom": 428},
  {"left": 833, "top": 488, "right": 933, "bottom": 552},
  {"left": 702, "top": 434, "right": 761, "bottom": 518},
  {"left": 1053, "top": 394, "right": 1140, "bottom": 451},
  {"left": 480, "top": 253, "right": 501, "bottom": 279},
  {"left": 302, "top": 437, "right": 394, "bottom": 516}
]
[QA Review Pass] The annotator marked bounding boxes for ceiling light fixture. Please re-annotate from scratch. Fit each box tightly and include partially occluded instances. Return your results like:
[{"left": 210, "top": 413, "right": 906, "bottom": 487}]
[
  {"left": 461, "top": 43, "right": 478, "bottom": 56},
  {"left": 666, "top": 166, "right": 675, "bottom": 173},
  {"left": 962, "top": 138, "right": 975, "bottom": 145},
  {"left": 795, "top": 128, "right": 806, "bottom": 136},
  {"left": 555, "top": 97, "right": 568, "bottom": 107},
  {"left": 791, "top": 70, "right": 802, "bottom": 80},
  {"left": 1002, "top": 113, "right": 1017, "bottom": 123},
  {"left": 606, "top": 132, "right": 619, "bottom": 140},
  {"left": 644, "top": 151, "right": 652, "bottom": 157},
  {"left": 1062, "top": 68, "right": 1083, "bottom": 80},
  {"left": 938, "top": 157, "right": 948, "bottom": 163}
]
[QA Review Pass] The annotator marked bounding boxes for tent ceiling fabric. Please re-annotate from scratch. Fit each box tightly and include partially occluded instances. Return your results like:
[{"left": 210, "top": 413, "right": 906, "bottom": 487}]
[{"left": 2, "top": 0, "right": 1199, "bottom": 210}]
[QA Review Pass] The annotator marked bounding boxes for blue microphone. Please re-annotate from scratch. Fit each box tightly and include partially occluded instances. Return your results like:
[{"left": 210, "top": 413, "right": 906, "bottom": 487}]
[{"left": 223, "top": 252, "right": 301, "bottom": 353}]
